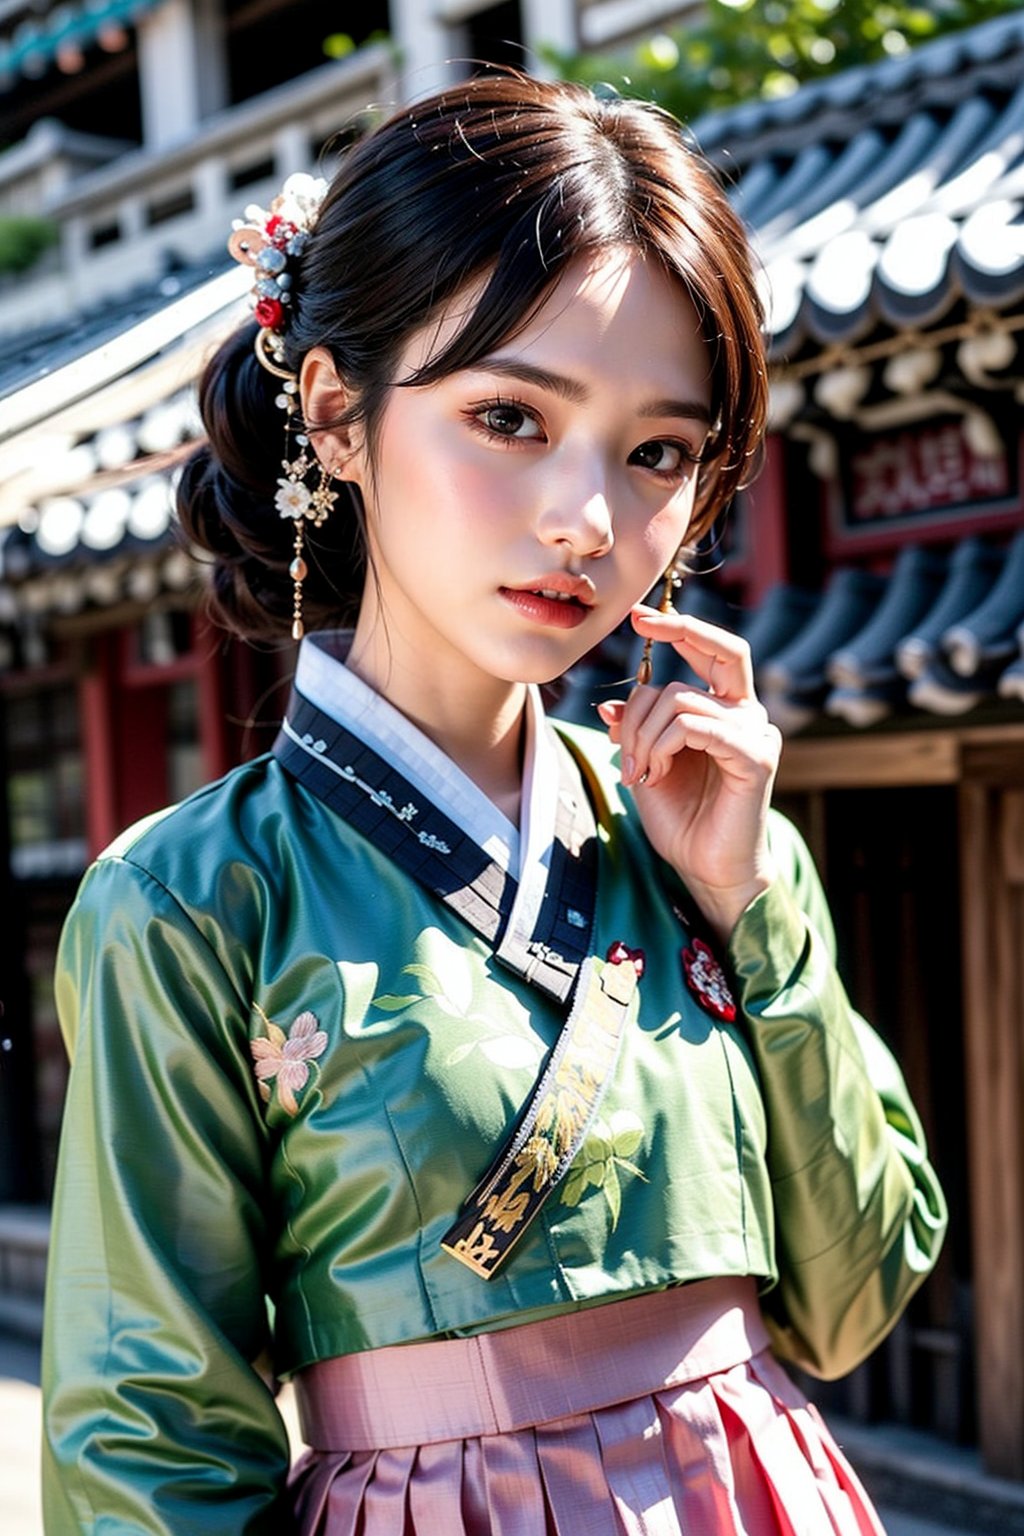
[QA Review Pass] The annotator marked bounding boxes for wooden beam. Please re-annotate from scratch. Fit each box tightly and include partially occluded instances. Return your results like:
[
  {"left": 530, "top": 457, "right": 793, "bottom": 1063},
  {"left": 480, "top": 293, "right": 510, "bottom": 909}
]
[
  {"left": 961, "top": 739, "right": 1024, "bottom": 786},
  {"left": 776, "top": 732, "right": 960, "bottom": 791}
]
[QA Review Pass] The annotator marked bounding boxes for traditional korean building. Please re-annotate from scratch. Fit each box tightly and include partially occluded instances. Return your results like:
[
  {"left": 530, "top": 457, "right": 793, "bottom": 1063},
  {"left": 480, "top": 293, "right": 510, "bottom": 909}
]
[
  {"left": 688, "top": 14, "right": 1024, "bottom": 1487},
  {"left": 3, "top": 0, "right": 1024, "bottom": 1507}
]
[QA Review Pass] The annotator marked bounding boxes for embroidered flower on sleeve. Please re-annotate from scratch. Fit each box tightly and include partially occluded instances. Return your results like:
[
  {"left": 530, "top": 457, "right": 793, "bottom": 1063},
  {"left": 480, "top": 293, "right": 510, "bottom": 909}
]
[{"left": 250, "top": 1008, "right": 328, "bottom": 1116}]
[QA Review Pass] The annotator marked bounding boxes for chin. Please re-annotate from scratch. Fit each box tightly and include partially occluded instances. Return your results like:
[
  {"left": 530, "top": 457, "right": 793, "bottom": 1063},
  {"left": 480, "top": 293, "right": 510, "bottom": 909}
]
[{"left": 496, "top": 655, "right": 589, "bottom": 689}]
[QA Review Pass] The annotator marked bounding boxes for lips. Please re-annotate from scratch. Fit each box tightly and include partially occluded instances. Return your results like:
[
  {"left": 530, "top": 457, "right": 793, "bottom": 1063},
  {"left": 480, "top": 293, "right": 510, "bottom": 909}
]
[
  {"left": 499, "top": 570, "right": 597, "bottom": 629},
  {"left": 499, "top": 584, "right": 593, "bottom": 629},
  {"left": 504, "top": 571, "right": 596, "bottom": 606}
]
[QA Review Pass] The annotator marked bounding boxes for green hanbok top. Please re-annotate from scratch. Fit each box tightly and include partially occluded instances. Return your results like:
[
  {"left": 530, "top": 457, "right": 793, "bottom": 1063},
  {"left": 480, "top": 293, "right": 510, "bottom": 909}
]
[{"left": 42, "top": 637, "right": 946, "bottom": 1534}]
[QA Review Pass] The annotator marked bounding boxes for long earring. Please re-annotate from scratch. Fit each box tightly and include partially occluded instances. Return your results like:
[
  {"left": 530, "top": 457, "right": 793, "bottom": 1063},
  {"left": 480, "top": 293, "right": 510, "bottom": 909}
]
[
  {"left": 635, "top": 557, "right": 683, "bottom": 686},
  {"left": 286, "top": 462, "right": 338, "bottom": 641}
]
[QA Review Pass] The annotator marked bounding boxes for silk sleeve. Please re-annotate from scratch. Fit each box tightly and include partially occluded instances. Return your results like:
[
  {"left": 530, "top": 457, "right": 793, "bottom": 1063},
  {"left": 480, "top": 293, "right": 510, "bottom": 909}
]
[
  {"left": 42, "top": 856, "right": 294, "bottom": 1534},
  {"left": 727, "top": 813, "right": 948, "bottom": 1381}
]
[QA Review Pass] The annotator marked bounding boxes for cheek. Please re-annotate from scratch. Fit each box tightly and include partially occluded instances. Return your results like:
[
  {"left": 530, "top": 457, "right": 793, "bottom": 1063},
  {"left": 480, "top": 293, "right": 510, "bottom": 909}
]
[
  {"left": 421, "top": 460, "right": 516, "bottom": 542},
  {"left": 377, "top": 434, "right": 505, "bottom": 531},
  {"left": 635, "top": 491, "right": 697, "bottom": 568}
]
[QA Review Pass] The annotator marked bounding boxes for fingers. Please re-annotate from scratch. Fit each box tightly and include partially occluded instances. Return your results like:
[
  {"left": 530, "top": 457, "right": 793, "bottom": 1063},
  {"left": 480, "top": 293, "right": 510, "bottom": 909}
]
[
  {"left": 631, "top": 606, "right": 755, "bottom": 703},
  {"left": 600, "top": 606, "right": 777, "bottom": 791},
  {"left": 607, "top": 681, "right": 779, "bottom": 790}
]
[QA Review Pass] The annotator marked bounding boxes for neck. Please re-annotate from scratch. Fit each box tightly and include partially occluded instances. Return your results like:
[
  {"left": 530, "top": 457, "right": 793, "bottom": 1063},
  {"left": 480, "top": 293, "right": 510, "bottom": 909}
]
[{"left": 345, "top": 626, "right": 528, "bottom": 820}]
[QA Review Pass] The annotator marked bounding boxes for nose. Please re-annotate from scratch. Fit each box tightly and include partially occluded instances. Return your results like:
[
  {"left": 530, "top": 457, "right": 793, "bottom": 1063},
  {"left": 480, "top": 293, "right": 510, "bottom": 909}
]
[{"left": 536, "top": 481, "right": 614, "bottom": 561}]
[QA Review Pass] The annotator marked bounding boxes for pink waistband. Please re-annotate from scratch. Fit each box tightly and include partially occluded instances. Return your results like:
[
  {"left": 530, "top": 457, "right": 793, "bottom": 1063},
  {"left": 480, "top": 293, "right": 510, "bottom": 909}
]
[{"left": 295, "top": 1277, "right": 770, "bottom": 1451}]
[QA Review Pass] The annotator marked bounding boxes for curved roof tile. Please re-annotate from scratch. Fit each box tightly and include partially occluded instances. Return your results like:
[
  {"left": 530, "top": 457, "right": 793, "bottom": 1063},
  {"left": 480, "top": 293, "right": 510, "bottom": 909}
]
[
  {"left": 740, "top": 535, "right": 1024, "bottom": 733},
  {"left": 700, "top": 13, "right": 1024, "bottom": 350}
]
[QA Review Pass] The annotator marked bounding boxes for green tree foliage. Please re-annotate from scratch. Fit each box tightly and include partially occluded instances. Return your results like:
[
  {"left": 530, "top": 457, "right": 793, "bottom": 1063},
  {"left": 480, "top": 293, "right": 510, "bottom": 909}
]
[
  {"left": 546, "top": 0, "right": 1023, "bottom": 120},
  {"left": 0, "top": 216, "right": 57, "bottom": 276}
]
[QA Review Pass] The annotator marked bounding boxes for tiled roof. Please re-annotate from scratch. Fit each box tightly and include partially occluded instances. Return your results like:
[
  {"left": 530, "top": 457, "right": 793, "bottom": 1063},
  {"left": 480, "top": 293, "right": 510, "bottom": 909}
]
[
  {"left": 753, "top": 533, "right": 1024, "bottom": 730},
  {"left": 695, "top": 11, "right": 1024, "bottom": 354},
  {"left": 0, "top": 259, "right": 243, "bottom": 604},
  {"left": 0, "top": 257, "right": 232, "bottom": 411}
]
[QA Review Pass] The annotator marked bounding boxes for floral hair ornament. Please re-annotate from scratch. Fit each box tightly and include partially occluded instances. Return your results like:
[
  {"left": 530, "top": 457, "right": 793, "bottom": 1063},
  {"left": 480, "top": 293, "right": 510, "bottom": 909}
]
[
  {"left": 227, "top": 171, "right": 327, "bottom": 377},
  {"left": 227, "top": 172, "right": 336, "bottom": 639}
]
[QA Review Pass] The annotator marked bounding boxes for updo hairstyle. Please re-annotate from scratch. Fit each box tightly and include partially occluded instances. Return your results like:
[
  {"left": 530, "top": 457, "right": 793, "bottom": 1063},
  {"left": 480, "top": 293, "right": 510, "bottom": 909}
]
[{"left": 177, "top": 71, "right": 768, "bottom": 642}]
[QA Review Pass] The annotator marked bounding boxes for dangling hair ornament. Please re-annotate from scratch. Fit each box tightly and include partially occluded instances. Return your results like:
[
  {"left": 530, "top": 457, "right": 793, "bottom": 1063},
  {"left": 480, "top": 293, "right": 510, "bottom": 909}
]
[
  {"left": 635, "top": 555, "right": 685, "bottom": 687},
  {"left": 228, "top": 173, "right": 333, "bottom": 639}
]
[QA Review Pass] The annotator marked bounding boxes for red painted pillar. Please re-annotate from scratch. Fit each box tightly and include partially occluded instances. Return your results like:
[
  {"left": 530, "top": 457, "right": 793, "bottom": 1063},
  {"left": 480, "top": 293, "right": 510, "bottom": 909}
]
[
  {"left": 79, "top": 636, "right": 119, "bottom": 858},
  {"left": 744, "top": 433, "right": 790, "bottom": 601},
  {"left": 115, "top": 683, "right": 169, "bottom": 830}
]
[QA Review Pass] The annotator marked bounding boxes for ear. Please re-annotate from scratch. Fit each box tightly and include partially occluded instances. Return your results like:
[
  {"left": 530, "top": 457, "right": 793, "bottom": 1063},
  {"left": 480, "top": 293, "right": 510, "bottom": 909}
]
[{"left": 299, "top": 347, "right": 366, "bottom": 484}]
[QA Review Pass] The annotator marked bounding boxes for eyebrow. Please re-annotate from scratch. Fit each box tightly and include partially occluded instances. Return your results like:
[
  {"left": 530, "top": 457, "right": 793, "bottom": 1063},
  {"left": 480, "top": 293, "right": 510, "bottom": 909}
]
[{"left": 473, "top": 359, "right": 712, "bottom": 425}]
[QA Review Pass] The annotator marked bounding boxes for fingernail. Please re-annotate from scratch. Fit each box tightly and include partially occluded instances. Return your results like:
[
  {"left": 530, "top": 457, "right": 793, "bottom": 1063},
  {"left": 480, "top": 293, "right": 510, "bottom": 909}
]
[{"left": 622, "top": 754, "right": 635, "bottom": 781}]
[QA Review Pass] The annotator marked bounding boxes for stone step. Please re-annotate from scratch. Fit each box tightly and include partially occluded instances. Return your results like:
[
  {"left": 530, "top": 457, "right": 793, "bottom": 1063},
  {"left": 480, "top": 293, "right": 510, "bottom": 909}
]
[{"left": 837, "top": 1418, "right": 1024, "bottom": 1536}]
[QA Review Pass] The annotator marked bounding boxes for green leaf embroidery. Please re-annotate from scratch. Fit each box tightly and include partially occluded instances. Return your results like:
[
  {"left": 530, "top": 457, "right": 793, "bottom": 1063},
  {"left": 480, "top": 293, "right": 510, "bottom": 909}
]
[
  {"left": 561, "top": 1168, "right": 588, "bottom": 1206},
  {"left": 584, "top": 1158, "right": 607, "bottom": 1190},
  {"left": 559, "top": 1112, "right": 647, "bottom": 1231},
  {"left": 375, "top": 930, "right": 538, "bottom": 1067},
  {"left": 611, "top": 1126, "right": 643, "bottom": 1158},
  {"left": 371, "top": 993, "right": 422, "bottom": 1012},
  {"left": 604, "top": 1162, "right": 622, "bottom": 1228},
  {"left": 401, "top": 963, "right": 443, "bottom": 995}
]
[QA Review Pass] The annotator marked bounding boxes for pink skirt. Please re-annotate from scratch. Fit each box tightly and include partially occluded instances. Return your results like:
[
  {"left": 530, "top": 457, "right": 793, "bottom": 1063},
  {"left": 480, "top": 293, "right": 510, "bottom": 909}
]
[{"left": 289, "top": 1277, "right": 886, "bottom": 1535}]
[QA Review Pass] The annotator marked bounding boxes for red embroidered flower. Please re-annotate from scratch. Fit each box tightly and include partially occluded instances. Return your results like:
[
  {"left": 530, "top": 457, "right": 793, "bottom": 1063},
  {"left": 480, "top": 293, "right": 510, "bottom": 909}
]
[
  {"left": 606, "top": 941, "right": 645, "bottom": 978},
  {"left": 254, "top": 296, "right": 284, "bottom": 329},
  {"left": 682, "top": 938, "right": 736, "bottom": 1022}
]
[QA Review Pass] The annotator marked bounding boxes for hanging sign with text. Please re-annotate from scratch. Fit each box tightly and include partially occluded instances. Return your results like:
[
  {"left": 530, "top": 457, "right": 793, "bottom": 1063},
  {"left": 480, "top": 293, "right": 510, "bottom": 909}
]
[{"left": 828, "top": 416, "right": 1020, "bottom": 553}]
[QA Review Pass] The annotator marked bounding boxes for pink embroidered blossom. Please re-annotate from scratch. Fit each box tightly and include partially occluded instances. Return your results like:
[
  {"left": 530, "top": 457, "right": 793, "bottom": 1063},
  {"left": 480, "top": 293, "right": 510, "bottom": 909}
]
[{"left": 251, "top": 1010, "right": 328, "bottom": 1115}]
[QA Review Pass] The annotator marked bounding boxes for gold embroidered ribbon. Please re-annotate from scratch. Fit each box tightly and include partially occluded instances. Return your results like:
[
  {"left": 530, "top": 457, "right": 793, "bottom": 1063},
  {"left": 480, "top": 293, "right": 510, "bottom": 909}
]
[{"left": 441, "top": 951, "right": 641, "bottom": 1279}]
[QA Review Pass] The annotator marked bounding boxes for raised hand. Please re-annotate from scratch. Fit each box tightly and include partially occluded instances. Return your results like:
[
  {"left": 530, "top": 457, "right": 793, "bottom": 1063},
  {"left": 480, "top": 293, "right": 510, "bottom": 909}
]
[{"left": 596, "top": 605, "right": 782, "bottom": 944}]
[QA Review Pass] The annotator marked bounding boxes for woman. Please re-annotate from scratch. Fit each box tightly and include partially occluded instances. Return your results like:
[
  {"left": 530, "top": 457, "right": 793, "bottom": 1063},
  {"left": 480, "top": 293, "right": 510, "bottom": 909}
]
[{"left": 42, "top": 72, "right": 946, "bottom": 1534}]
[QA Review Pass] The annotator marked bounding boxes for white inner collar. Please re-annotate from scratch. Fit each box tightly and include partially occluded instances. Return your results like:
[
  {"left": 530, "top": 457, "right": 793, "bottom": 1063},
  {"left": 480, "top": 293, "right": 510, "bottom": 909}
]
[{"left": 294, "top": 632, "right": 561, "bottom": 892}]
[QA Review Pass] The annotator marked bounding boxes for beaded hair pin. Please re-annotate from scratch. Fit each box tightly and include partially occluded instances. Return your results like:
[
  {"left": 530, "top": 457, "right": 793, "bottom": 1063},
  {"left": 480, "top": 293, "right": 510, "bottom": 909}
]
[{"left": 227, "top": 173, "right": 335, "bottom": 639}]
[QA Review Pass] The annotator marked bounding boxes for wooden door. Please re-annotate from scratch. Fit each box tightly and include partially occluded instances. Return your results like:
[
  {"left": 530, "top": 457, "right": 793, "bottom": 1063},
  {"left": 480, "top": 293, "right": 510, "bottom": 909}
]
[{"left": 960, "top": 765, "right": 1024, "bottom": 1478}]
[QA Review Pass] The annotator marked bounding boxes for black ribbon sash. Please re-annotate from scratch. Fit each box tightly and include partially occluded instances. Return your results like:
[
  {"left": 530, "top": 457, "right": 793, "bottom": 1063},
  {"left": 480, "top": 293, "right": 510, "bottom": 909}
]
[
  {"left": 272, "top": 688, "right": 598, "bottom": 1002},
  {"left": 272, "top": 688, "right": 639, "bottom": 1276}
]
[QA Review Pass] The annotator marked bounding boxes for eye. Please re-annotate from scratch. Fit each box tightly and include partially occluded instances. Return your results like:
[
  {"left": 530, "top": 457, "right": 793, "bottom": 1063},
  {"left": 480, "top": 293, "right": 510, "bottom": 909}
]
[
  {"left": 467, "top": 399, "right": 545, "bottom": 442},
  {"left": 629, "top": 439, "right": 695, "bottom": 477}
]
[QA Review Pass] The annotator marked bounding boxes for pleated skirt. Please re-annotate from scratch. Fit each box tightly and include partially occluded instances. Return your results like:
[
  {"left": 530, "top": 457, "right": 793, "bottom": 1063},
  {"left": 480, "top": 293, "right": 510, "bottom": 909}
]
[{"left": 288, "top": 1278, "right": 886, "bottom": 1535}]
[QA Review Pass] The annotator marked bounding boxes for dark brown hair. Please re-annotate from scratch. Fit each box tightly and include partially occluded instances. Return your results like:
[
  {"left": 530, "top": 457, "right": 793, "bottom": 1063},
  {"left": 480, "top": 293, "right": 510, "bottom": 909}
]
[{"left": 178, "top": 72, "right": 767, "bottom": 641}]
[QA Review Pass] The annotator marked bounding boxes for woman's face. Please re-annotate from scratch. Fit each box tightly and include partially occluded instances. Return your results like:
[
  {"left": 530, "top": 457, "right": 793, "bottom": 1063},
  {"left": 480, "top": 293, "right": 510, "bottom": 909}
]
[{"left": 311, "top": 245, "right": 713, "bottom": 700}]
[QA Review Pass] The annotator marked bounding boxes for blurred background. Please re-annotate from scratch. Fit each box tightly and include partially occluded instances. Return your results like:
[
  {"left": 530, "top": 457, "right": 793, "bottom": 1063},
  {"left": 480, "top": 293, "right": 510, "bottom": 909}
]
[{"left": 2, "top": 0, "right": 1024, "bottom": 1529}]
